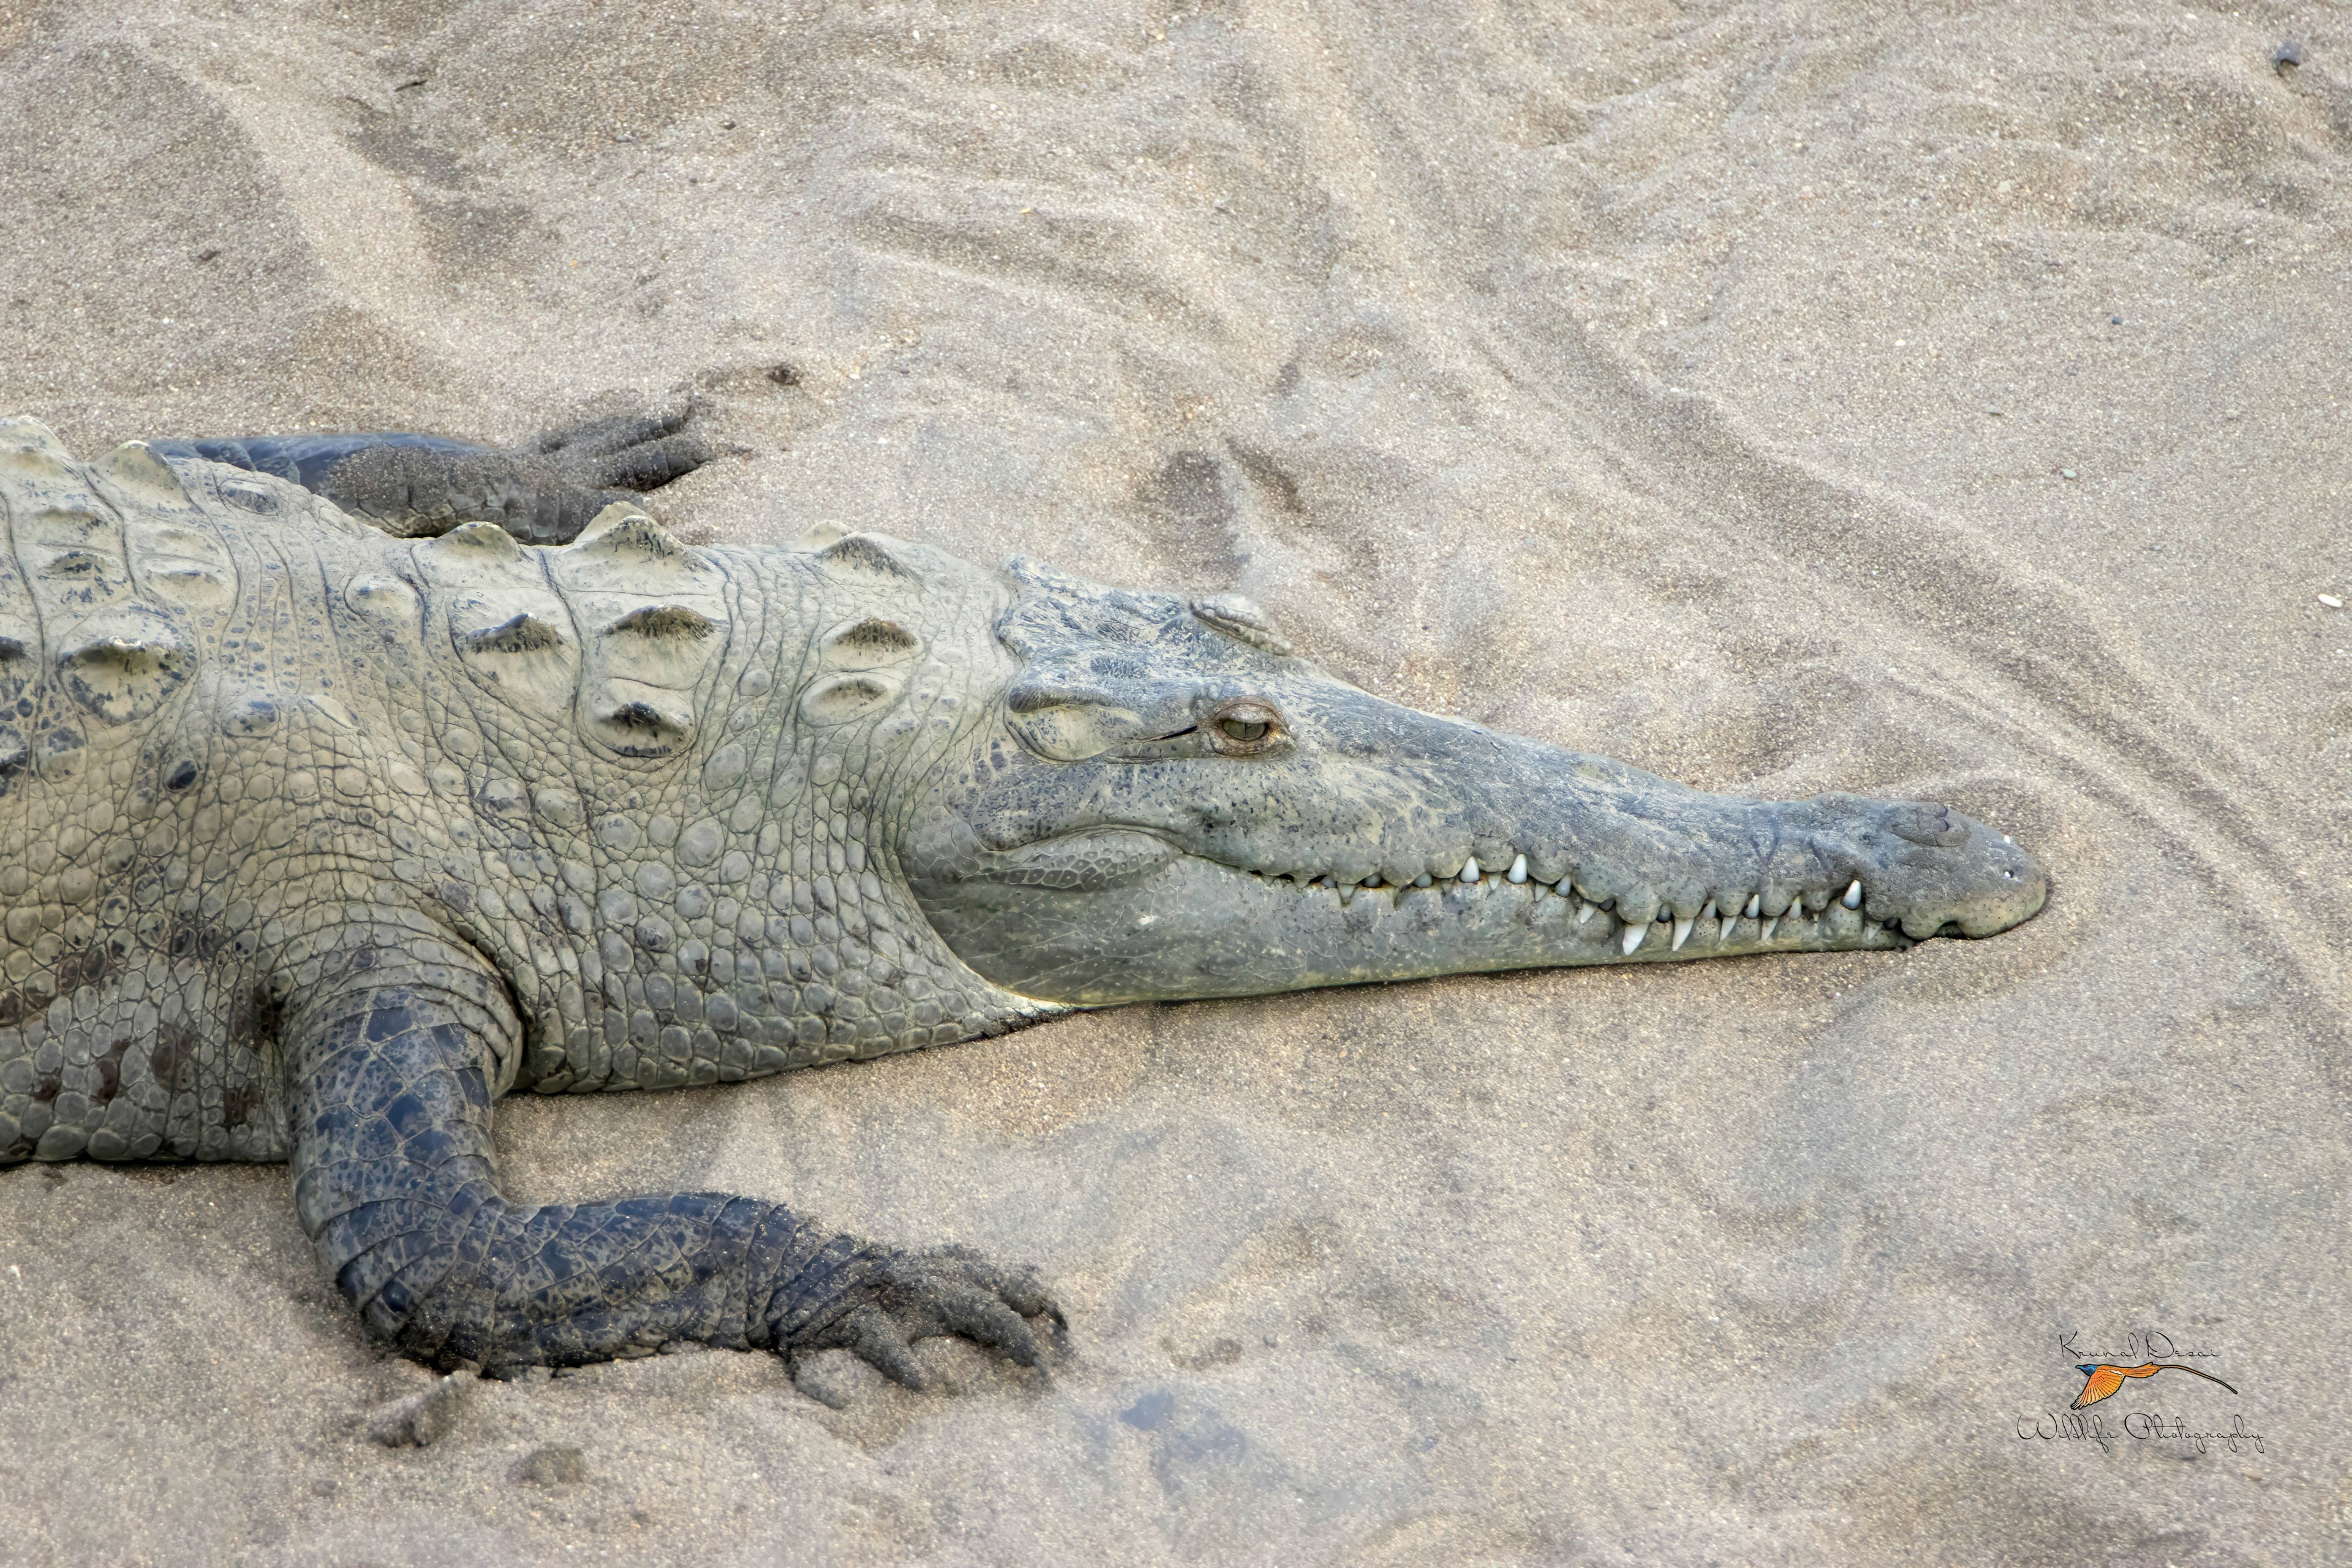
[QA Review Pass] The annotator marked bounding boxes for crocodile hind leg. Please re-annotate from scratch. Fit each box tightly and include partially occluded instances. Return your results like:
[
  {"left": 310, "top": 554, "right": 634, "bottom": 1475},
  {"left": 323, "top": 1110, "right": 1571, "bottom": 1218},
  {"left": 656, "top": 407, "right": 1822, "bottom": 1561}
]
[
  {"left": 148, "top": 406, "right": 719, "bottom": 546},
  {"left": 285, "top": 955, "right": 1059, "bottom": 1382}
]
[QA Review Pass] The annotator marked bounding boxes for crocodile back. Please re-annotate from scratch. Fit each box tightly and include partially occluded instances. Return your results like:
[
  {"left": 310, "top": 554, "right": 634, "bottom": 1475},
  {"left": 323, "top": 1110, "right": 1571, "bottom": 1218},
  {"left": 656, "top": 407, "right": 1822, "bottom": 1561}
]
[{"left": 0, "top": 418, "right": 391, "bottom": 1161}]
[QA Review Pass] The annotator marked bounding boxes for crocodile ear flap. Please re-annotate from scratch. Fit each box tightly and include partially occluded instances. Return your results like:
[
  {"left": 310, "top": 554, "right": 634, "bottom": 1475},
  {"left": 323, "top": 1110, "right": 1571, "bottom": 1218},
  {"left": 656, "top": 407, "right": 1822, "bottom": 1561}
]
[
  {"left": 1002, "top": 679, "right": 1150, "bottom": 763},
  {"left": 1005, "top": 700, "right": 1141, "bottom": 763}
]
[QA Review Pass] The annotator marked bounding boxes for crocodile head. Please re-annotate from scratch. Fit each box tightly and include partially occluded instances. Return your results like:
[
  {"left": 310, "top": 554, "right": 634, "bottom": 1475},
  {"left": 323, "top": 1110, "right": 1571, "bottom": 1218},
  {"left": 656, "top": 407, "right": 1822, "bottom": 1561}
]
[{"left": 903, "top": 559, "right": 2046, "bottom": 1006}]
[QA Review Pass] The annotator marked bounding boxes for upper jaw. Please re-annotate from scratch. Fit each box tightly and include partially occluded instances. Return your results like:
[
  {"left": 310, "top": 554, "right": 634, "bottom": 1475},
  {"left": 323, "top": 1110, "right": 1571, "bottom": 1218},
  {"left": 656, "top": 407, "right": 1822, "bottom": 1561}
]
[{"left": 940, "top": 741, "right": 2046, "bottom": 946}]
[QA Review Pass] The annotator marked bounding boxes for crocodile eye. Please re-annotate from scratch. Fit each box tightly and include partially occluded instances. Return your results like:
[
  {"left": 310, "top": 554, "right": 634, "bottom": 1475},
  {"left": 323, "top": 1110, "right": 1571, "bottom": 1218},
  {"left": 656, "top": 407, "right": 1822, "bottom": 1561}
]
[{"left": 1206, "top": 698, "right": 1284, "bottom": 755}]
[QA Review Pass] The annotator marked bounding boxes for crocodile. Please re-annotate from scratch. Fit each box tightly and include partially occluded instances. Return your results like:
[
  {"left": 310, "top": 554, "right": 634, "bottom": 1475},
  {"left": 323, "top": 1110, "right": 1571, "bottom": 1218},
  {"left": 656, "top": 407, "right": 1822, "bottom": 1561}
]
[{"left": 0, "top": 415, "right": 2046, "bottom": 1388}]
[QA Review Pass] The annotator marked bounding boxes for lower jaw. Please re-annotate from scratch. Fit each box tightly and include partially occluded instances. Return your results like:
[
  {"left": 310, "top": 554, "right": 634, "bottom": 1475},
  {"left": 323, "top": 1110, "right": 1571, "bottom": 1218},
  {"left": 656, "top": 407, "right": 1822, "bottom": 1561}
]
[{"left": 926, "top": 857, "right": 1913, "bottom": 1008}]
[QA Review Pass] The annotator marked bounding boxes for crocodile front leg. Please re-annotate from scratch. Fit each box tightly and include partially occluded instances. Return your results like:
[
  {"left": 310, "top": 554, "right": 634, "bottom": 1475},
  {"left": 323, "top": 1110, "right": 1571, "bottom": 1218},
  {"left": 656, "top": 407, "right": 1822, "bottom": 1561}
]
[{"left": 285, "top": 959, "right": 1058, "bottom": 1381}]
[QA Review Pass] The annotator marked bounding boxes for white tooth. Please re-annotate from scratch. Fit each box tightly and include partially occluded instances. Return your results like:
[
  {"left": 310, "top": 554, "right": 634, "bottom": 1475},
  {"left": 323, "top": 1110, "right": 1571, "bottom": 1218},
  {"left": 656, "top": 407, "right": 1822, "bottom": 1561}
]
[
  {"left": 1414, "top": 873, "right": 1433, "bottom": 888},
  {"left": 1576, "top": 900, "right": 1599, "bottom": 926},
  {"left": 1460, "top": 857, "right": 1480, "bottom": 883},
  {"left": 1717, "top": 911, "right": 1738, "bottom": 944},
  {"left": 1507, "top": 854, "right": 1528, "bottom": 884},
  {"left": 1842, "top": 879, "right": 1863, "bottom": 909},
  {"left": 1621, "top": 922, "right": 1646, "bottom": 955},
  {"left": 1744, "top": 894, "right": 1761, "bottom": 918},
  {"left": 1672, "top": 915, "right": 1694, "bottom": 951},
  {"left": 1339, "top": 884, "right": 1355, "bottom": 905}
]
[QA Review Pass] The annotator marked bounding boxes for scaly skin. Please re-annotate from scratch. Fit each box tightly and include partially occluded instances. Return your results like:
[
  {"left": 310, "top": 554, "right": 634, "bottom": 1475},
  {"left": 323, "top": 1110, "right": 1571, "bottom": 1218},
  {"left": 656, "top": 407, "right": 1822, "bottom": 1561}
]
[
  {"left": 145, "top": 408, "right": 716, "bottom": 545},
  {"left": 0, "top": 416, "right": 2044, "bottom": 1386}
]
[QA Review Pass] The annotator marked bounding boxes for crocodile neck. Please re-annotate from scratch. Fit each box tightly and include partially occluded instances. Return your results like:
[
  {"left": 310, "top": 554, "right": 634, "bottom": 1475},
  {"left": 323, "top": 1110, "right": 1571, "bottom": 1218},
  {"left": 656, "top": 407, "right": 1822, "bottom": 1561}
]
[{"left": 340, "top": 525, "right": 1063, "bottom": 1093}]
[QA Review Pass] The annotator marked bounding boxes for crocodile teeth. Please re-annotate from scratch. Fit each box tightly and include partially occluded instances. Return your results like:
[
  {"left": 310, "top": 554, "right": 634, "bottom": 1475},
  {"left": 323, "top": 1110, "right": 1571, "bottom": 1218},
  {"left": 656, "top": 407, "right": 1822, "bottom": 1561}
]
[
  {"left": 1621, "top": 923, "right": 1646, "bottom": 955},
  {"left": 1414, "top": 873, "right": 1434, "bottom": 888},
  {"left": 1842, "top": 879, "right": 1863, "bottom": 909},
  {"left": 1506, "top": 854, "right": 1528, "bottom": 884},
  {"left": 1459, "top": 857, "right": 1480, "bottom": 883},
  {"left": 1744, "top": 894, "right": 1762, "bottom": 918},
  {"left": 1576, "top": 900, "right": 1599, "bottom": 926},
  {"left": 1671, "top": 915, "right": 1694, "bottom": 951}
]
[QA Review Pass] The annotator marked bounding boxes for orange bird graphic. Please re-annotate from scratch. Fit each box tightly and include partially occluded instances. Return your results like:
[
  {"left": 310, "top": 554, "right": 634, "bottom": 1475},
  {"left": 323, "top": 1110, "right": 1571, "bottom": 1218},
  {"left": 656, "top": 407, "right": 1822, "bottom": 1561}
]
[{"left": 2071, "top": 1363, "right": 2237, "bottom": 1409}]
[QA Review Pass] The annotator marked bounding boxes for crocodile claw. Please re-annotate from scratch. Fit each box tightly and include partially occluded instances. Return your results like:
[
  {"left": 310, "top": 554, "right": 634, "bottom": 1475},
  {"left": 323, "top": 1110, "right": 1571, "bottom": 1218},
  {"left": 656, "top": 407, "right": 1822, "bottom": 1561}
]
[
  {"left": 778, "top": 1241, "right": 1065, "bottom": 1392},
  {"left": 522, "top": 404, "right": 722, "bottom": 496}
]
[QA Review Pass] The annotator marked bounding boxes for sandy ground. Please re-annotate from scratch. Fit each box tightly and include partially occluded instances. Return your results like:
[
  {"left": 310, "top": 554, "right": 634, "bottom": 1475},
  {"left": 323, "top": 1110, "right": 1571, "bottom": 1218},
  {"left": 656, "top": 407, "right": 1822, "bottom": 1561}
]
[{"left": 2, "top": 1, "right": 2348, "bottom": 1562}]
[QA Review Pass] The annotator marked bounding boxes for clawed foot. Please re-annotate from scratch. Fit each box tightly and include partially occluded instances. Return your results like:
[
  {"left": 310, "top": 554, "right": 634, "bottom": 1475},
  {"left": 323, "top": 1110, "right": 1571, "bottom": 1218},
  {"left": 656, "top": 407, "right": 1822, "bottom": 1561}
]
[
  {"left": 151, "top": 404, "right": 730, "bottom": 545},
  {"left": 777, "top": 1242, "right": 1066, "bottom": 1392},
  {"left": 524, "top": 405, "right": 722, "bottom": 496}
]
